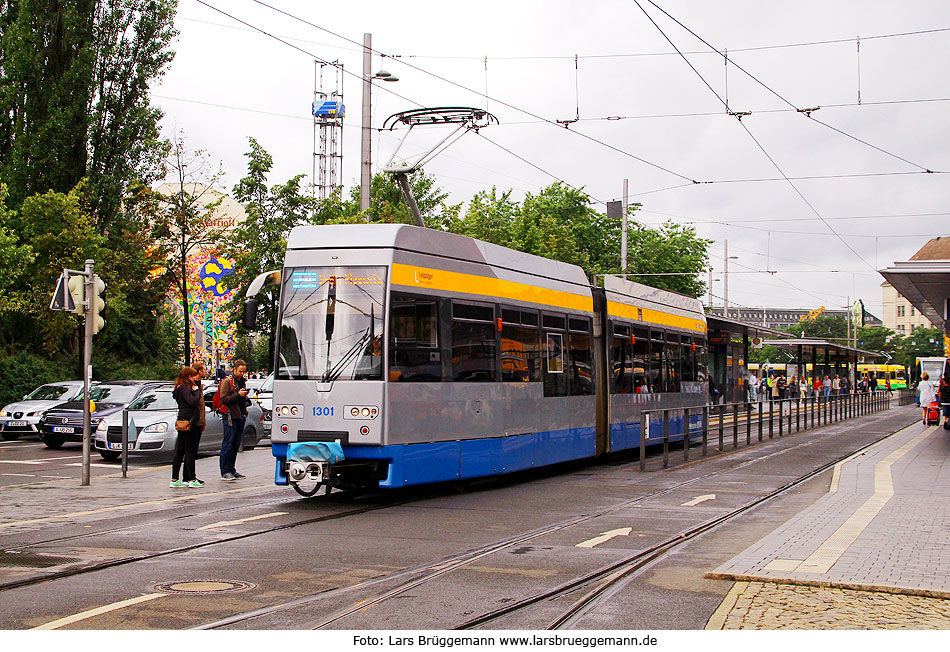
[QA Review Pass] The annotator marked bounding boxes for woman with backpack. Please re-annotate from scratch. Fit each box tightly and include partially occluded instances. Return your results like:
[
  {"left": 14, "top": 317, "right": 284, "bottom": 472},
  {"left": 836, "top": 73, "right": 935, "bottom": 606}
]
[
  {"left": 918, "top": 372, "right": 938, "bottom": 426},
  {"left": 939, "top": 371, "right": 950, "bottom": 431}
]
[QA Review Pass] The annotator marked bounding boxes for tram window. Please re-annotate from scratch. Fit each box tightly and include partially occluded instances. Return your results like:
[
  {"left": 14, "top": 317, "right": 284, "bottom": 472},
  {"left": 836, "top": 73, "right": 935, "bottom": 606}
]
[
  {"left": 666, "top": 343, "right": 681, "bottom": 392},
  {"left": 632, "top": 328, "right": 650, "bottom": 393},
  {"left": 649, "top": 330, "right": 665, "bottom": 392},
  {"left": 389, "top": 293, "right": 442, "bottom": 382},
  {"left": 452, "top": 321, "right": 497, "bottom": 382},
  {"left": 568, "top": 319, "right": 594, "bottom": 396},
  {"left": 502, "top": 308, "right": 520, "bottom": 324},
  {"left": 521, "top": 311, "right": 539, "bottom": 327},
  {"left": 543, "top": 314, "right": 566, "bottom": 330},
  {"left": 451, "top": 301, "right": 497, "bottom": 382},
  {"left": 611, "top": 323, "right": 632, "bottom": 394},
  {"left": 502, "top": 325, "right": 541, "bottom": 382},
  {"left": 681, "top": 337, "right": 697, "bottom": 383},
  {"left": 543, "top": 331, "right": 570, "bottom": 397},
  {"left": 454, "top": 302, "right": 494, "bottom": 322},
  {"left": 569, "top": 317, "right": 590, "bottom": 333}
]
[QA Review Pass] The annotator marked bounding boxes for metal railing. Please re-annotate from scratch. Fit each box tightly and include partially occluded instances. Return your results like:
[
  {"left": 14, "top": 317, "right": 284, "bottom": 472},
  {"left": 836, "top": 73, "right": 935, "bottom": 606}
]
[
  {"left": 897, "top": 388, "right": 916, "bottom": 406},
  {"left": 640, "top": 390, "right": 893, "bottom": 470}
]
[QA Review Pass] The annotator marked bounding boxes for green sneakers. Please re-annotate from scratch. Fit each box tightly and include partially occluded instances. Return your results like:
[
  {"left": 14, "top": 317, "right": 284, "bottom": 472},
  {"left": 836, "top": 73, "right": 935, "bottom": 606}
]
[{"left": 170, "top": 479, "right": 184, "bottom": 488}]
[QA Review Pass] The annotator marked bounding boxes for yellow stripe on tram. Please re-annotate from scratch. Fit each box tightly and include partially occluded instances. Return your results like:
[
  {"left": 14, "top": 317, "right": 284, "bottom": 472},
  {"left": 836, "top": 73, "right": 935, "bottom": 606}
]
[
  {"left": 391, "top": 263, "right": 594, "bottom": 313},
  {"left": 607, "top": 300, "right": 707, "bottom": 334}
]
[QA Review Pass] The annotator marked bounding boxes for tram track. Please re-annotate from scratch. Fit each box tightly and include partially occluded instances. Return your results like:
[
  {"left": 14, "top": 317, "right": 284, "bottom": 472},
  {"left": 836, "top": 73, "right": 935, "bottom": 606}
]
[
  {"left": 193, "top": 413, "right": 909, "bottom": 630},
  {"left": 0, "top": 490, "right": 437, "bottom": 592}
]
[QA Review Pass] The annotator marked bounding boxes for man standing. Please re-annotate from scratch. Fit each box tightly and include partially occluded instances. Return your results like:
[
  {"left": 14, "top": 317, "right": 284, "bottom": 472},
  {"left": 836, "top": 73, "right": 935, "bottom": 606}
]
[
  {"left": 748, "top": 370, "right": 758, "bottom": 403},
  {"left": 219, "top": 359, "right": 249, "bottom": 481}
]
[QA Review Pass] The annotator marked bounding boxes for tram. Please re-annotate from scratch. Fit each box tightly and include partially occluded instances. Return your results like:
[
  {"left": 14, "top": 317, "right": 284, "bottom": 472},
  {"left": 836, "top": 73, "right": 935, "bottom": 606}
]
[{"left": 258, "top": 224, "right": 707, "bottom": 495}]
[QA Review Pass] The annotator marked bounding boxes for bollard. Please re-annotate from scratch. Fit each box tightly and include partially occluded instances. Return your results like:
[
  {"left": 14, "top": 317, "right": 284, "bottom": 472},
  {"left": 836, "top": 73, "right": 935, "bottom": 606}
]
[
  {"left": 746, "top": 403, "right": 752, "bottom": 445},
  {"left": 640, "top": 411, "right": 648, "bottom": 471},
  {"left": 121, "top": 407, "right": 129, "bottom": 479},
  {"left": 769, "top": 400, "right": 774, "bottom": 439},
  {"left": 702, "top": 406, "right": 709, "bottom": 457},
  {"left": 778, "top": 400, "right": 784, "bottom": 437},
  {"left": 718, "top": 404, "right": 724, "bottom": 452},
  {"left": 684, "top": 407, "right": 690, "bottom": 461},
  {"left": 662, "top": 409, "right": 670, "bottom": 468},
  {"left": 732, "top": 403, "right": 739, "bottom": 449},
  {"left": 758, "top": 402, "right": 763, "bottom": 441}
]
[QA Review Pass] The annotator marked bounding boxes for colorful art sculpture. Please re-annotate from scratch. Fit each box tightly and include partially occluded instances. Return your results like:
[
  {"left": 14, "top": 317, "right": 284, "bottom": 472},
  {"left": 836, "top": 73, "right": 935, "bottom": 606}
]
[{"left": 183, "top": 252, "right": 238, "bottom": 366}]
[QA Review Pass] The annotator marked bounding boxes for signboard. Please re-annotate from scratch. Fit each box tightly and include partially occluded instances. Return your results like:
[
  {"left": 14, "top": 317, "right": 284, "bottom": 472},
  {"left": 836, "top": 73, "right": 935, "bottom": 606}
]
[
  {"left": 851, "top": 299, "right": 865, "bottom": 328},
  {"left": 49, "top": 271, "right": 76, "bottom": 312},
  {"left": 751, "top": 337, "right": 763, "bottom": 349}
]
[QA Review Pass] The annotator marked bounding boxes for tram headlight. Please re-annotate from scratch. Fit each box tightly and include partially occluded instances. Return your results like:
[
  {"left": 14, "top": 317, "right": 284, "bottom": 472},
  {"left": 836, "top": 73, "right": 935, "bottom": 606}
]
[
  {"left": 361, "top": 407, "right": 370, "bottom": 417},
  {"left": 350, "top": 407, "right": 359, "bottom": 417}
]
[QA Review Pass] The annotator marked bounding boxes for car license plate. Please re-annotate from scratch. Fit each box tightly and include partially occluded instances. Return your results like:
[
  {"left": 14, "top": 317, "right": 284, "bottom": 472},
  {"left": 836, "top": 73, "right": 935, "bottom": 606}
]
[
  {"left": 108, "top": 442, "right": 124, "bottom": 450},
  {"left": 7, "top": 420, "right": 27, "bottom": 427},
  {"left": 52, "top": 426, "right": 74, "bottom": 433}
]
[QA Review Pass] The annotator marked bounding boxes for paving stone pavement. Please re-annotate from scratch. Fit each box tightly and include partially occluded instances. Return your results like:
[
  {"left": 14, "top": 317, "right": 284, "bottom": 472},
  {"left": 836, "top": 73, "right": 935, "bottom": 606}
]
[
  {"left": 708, "top": 420, "right": 950, "bottom": 596},
  {"left": 708, "top": 581, "right": 950, "bottom": 629}
]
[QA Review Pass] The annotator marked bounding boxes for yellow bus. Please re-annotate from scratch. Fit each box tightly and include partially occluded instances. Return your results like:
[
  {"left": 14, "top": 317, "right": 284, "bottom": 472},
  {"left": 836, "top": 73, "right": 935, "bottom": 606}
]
[{"left": 858, "top": 364, "right": 907, "bottom": 389}]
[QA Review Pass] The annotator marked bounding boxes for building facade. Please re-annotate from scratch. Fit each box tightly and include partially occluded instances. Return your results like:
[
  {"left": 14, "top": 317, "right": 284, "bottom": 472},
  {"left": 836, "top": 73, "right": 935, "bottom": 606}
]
[
  {"left": 707, "top": 306, "right": 882, "bottom": 332},
  {"left": 881, "top": 281, "right": 937, "bottom": 335}
]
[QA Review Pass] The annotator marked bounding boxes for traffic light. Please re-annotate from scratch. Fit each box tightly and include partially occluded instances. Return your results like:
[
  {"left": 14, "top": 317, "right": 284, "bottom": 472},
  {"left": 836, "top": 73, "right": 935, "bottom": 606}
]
[
  {"left": 91, "top": 274, "right": 106, "bottom": 334},
  {"left": 67, "top": 274, "right": 85, "bottom": 316}
]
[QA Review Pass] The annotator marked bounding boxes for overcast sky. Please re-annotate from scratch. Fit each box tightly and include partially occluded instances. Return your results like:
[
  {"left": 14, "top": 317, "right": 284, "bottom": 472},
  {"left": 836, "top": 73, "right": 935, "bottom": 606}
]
[{"left": 155, "top": 0, "right": 950, "bottom": 319}]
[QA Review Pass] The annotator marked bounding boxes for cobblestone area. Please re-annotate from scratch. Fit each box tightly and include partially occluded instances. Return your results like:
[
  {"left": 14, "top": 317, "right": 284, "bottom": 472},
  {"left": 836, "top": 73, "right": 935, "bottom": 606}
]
[{"left": 712, "top": 581, "right": 950, "bottom": 629}]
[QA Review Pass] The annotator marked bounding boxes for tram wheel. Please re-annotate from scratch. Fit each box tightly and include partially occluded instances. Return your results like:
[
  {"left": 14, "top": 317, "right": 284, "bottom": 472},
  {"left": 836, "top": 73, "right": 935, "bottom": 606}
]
[{"left": 291, "top": 480, "right": 323, "bottom": 497}]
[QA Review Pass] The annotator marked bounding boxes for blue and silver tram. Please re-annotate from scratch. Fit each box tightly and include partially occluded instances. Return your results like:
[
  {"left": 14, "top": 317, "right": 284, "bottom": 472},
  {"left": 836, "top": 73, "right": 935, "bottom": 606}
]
[{"left": 267, "top": 224, "right": 707, "bottom": 494}]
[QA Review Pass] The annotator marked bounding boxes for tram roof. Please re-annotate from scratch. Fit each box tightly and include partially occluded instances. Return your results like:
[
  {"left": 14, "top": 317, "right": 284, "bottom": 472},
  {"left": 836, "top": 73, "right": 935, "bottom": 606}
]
[{"left": 287, "top": 224, "right": 591, "bottom": 286}]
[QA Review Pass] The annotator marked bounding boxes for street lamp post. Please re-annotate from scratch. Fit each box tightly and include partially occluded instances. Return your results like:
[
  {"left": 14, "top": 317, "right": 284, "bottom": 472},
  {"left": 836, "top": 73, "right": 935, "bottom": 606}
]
[
  {"left": 619, "top": 178, "right": 641, "bottom": 272},
  {"left": 360, "top": 33, "right": 399, "bottom": 216}
]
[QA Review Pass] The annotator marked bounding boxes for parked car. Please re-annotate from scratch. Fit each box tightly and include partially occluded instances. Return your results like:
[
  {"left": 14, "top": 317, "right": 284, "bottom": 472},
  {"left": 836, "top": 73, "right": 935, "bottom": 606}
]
[
  {"left": 93, "top": 384, "right": 265, "bottom": 461},
  {"left": 38, "top": 381, "right": 168, "bottom": 449},
  {"left": 0, "top": 381, "right": 89, "bottom": 441},
  {"left": 250, "top": 373, "right": 273, "bottom": 438}
]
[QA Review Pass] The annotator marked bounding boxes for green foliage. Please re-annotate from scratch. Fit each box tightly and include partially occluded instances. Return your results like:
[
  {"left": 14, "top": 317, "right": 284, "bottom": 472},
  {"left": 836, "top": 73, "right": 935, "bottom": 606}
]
[
  {"left": 447, "top": 182, "right": 711, "bottom": 297},
  {"left": 0, "top": 351, "right": 75, "bottom": 408},
  {"left": 224, "top": 138, "right": 319, "bottom": 361},
  {"left": 623, "top": 221, "right": 710, "bottom": 297},
  {"left": 891, "top": 326, "right": 945, "bottom": 368},
  {"left": 0, "top": 1, "right": 178, "bottom": 225},
  {"left": 780, "top": 314, "right": 849, "bottom": 341}
]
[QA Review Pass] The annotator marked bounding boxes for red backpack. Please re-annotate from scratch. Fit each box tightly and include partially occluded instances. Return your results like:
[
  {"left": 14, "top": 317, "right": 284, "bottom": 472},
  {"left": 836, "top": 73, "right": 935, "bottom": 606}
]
[{"left": 212, "top": 378, "right": 233, "bottom": 415}]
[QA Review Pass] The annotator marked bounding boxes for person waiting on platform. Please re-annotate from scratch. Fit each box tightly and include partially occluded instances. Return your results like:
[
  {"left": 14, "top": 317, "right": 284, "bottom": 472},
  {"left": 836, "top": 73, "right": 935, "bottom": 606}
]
[{"left": 918, "top": 372, "right": 937, "bottom": 425}]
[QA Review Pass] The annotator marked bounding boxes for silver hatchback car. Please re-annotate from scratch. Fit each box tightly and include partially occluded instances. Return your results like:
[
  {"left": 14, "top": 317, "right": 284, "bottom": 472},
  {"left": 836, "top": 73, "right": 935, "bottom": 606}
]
[{"left": 93, "top": 385, "right": 265, "bottom": 460}]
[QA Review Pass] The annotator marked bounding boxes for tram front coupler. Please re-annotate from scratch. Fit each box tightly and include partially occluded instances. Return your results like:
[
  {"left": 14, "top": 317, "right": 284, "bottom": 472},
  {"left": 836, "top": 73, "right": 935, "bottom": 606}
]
[{"left": 287, "top": 460, "right": 328, "bottom": 484}]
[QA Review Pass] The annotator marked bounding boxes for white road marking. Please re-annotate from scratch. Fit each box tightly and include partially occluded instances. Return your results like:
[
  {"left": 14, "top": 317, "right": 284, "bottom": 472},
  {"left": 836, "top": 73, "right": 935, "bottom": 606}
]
[
  {"left": 64, "top": 463, "right": 126, "bottom": 468},
  {"left": 682, "top": 494, "right": 716, "bottom": 506},
  {"left": 0, "top": 485, "right": 268, "bottom": 528},
  {"left": 1, "top": 473, "right": 35, "bottom": 477},
  {"left": 0, "top": 460, "right": 44, "bottom": 465},
  {"left": 32, "top": 593, "right": 167, "bottom": 630},
  {"left": 196, "top": 511, "right": 288, "bottom": 530},
  {"left": 575, "top": 527, "right": 633, "bottom": 548}
]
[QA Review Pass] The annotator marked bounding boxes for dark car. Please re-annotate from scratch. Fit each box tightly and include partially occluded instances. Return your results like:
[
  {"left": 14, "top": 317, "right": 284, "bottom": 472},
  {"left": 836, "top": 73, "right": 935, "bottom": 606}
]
[{"left": 38, "top": 381, "right": 169, "bottom": 449}]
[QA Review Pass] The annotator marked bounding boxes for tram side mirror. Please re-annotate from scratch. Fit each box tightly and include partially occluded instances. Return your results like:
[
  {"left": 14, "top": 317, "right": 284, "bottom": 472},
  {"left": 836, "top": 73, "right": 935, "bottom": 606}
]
[{"left": 242, "top": 298, "right": 259, "bottom": 330}]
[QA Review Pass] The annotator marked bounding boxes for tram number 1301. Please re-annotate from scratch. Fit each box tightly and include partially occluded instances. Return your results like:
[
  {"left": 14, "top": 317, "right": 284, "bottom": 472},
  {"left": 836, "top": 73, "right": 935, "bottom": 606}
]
[{"left": 313, "top": 407, "right": 334, "bottom": 416}]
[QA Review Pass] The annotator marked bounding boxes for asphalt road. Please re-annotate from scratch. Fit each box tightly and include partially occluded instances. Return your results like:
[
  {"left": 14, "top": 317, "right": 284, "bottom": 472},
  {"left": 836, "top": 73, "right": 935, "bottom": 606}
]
[
  {"left": 0, "top": 407, "right": 919, "bottom": 630},
  {"left": 0, "top": 438, "right": 165, "bottom": 487}
]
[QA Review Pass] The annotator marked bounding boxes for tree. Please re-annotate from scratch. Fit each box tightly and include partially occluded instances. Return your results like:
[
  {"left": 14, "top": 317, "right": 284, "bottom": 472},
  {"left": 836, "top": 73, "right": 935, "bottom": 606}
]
[
  {"left": 623, "top": 221, "right": 710, "bottom": 297},
  {"left": 317, "top": 170, "right": 461, "bottom": 227},
  {"left": 225, "top": 137, "right": 318, "bottom": 367},
  {"left": 892, "top": 326, "right": 945, "bottom": 369},
  {"left": 136, "top": 134, "right": 229, "bottom": 366},
  {"left": 449, "top": 182, "right": 711, "bottom": 298},
  {"left": 0, "top": 0, "right": 177, "bottom": 224},
  {"left": 781, "top": 314, "right": 849, "bottom": 341}
]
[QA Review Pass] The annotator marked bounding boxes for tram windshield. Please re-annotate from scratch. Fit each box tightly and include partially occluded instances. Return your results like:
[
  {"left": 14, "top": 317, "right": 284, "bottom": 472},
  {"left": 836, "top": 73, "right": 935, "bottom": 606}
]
[{"left": 277, "top": 266, "right": 386, "bottom": 381}]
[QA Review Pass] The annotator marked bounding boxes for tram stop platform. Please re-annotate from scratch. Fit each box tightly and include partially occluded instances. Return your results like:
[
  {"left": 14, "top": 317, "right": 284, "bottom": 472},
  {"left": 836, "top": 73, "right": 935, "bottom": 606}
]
[{"left": 708, "top": 416, "right": 950, "bottom": 601}]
